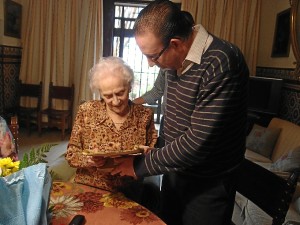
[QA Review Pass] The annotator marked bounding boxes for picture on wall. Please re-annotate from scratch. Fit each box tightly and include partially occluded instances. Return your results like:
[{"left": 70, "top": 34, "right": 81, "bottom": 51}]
[
  {"left": 4, "top": 0, "right": 22, "bottom": 38},
  {"left": 271, "top": 8, "right": 291, "bottom": 57}
]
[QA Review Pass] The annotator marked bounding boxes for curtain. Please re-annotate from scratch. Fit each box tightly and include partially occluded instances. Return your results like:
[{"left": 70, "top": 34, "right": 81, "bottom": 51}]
[
  {"left": 20, "top": 0, "right": 103, "bottom": 117},
  {"left": 181, "top": 0, "right": 203, "bottom": 25},
  {"left": 181, "top": 0, "right": 261, "bottom": 76}
]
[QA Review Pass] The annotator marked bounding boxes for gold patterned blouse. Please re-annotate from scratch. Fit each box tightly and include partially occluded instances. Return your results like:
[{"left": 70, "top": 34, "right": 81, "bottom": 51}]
[{"left": 65, "top": 100, "right": 158, "bottom": 192}]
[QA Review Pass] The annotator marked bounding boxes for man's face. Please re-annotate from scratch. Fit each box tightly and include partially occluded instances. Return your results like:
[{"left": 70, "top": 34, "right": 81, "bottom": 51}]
[{"left": 135, "top": 32, "right": 182, "bottom": 70}]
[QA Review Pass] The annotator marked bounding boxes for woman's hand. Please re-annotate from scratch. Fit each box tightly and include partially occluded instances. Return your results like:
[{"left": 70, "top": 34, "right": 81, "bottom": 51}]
[
  {"left": 86, "top": 155, "right": 106, "bottom": 167},
  {"left": 138, "top": 145, "right": 154, "bottom": 154}
]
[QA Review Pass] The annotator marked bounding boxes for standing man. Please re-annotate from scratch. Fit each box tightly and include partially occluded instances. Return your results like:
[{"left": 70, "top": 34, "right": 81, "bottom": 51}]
[
  {"left": 113, "top": 1, "right": 249, "bottom": 225},
  {"left": 133, "top": 11, "right": 195, "bottom": 149}
]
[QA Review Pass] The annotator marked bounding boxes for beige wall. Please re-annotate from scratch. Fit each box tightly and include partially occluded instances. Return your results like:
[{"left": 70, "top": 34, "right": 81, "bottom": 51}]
[
  {"left": 0, "top": 0, "right": 22, "bottom": 47},
  {"left": 257, "top": 0, "right": 295, "bottom": 68}
]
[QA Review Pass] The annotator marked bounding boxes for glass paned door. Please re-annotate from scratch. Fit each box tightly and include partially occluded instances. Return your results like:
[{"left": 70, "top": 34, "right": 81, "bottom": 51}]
[{"left": 113, "top": 2, "right": 160, "bottom": 100}]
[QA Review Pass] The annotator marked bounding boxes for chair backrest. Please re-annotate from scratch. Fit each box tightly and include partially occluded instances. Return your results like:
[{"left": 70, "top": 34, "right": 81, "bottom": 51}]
[
  {"left": 268, "top": 117, "right": 300, "bottom": 162},
  {"left": 18, "top": 80, "right": 43, "bottom": 110},
  {"left": 48, "top": 82, "right": 74, "bottom": 111},
  {"left": 8, "top": 115, "right": 19, "bottom": 152},
  {"left": 236, "top": 159, "right": 299, "bottom": 225}
]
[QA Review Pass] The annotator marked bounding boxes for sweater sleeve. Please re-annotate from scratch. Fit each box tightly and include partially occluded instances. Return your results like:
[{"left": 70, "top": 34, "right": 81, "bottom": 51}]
[{"left": 141, "top": 70, "right": 165, "bottom": 104}]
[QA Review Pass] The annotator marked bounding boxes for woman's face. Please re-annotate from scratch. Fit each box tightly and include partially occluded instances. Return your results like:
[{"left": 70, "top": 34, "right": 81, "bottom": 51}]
[{"left": 99, "top": 75, "right": 130, "bottom": 116}]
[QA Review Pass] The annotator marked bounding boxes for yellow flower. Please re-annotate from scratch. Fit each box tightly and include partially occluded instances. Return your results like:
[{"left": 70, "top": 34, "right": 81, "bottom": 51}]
[
  {"left": 0, "top": 157, "right": 12, "bottom": 166},
  {"left": 0, "top": 157, "right": 20, "bottom": 177}
]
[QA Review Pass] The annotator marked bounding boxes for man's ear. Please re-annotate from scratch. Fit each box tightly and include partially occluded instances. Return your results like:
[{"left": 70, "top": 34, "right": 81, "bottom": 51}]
[{"left": 169, "top": 38, "right": 182, "bottom": 49}]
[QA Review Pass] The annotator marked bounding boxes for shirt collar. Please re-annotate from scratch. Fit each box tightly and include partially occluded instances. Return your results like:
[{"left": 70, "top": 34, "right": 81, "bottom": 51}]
[{"left": 180, "top": 24, "right": 213, "bottom": 74}]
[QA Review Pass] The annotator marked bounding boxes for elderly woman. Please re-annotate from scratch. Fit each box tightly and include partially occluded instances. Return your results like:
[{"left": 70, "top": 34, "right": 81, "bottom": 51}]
[{"left": 66, "top": 56, "right": 157, "bottom": 200}]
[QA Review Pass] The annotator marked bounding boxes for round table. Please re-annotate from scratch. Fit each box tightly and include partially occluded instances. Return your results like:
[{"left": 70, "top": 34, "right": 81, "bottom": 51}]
[{"left": 50, "top": 181, "right": 166, "bottom": 225}]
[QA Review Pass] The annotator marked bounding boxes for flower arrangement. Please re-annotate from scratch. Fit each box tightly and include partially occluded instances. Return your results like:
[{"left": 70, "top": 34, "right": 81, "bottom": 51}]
[
  {"left": 0, "top": 143, "right": 56, "bottom": 177},
  {"left": 0, "top": 157, "right": 20, "bottom": 177}
]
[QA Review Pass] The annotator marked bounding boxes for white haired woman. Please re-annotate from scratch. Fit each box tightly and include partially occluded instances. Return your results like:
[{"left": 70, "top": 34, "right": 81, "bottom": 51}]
[{"left": 66, "top": 56, "right": 158, "bottom": 208}]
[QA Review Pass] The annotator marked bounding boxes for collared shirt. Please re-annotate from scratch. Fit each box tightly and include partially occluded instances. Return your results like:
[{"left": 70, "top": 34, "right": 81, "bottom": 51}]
[{"left": 180, "top": 24, "right": 213, "bottom": 75}]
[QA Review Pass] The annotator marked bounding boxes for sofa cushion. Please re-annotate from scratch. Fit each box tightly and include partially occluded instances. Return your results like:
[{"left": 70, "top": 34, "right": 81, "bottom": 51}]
[
  {"left": 271, "top": 146, "right": 300, "bottom": 172},
  {"left": 246, "top": 124, "right": 281, "bottom": 158},
  {"left": 235, "top": 192, "right": 248, "bottom": 210},
  {"left": 294, "top": 197, "right": 300, "bottom": 215},
  {"left": 241, "top": 199, "right": 300, "bottom": 225},
  {"left": 44, "top": 141, "right": 68, "bottom": 162},
  {"left": 268, "top": 118, "right": 300, "bottom": 162},
  {"left": 44, "top": 141, "right": 76, "bottom": 181},
  {"left": 47, "top": 155, "right": 76, "bottom": 181},
  {"left": 245, "top": 149, "right": 272, "bottom": 163},
  {"left": 242, "top": 199, "right": 272, "bottom": 225}
]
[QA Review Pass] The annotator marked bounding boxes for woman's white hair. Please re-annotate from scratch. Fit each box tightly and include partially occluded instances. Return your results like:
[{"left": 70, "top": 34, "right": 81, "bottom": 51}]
[{"left": 89, "top": 56, "right": 134, "bottom": 93}]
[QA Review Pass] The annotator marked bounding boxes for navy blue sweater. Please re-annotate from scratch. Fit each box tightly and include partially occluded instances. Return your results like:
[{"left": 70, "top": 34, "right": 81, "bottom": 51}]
[{"left": 134, "top": 36, "right": 249, "bottom": 178}]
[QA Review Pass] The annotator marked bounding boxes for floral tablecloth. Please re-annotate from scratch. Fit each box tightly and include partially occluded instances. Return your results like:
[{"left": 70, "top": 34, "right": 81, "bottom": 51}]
[{"left": 50, "top": 181, "right": 166, "bottom": 225}]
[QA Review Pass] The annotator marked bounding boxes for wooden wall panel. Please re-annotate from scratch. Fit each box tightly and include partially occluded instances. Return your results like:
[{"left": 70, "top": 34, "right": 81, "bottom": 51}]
[
  {"left": 0, "top": 45, "right": 22, "bottom": 117},
  {"left": 256, "top": 66, "right": 300, "bottom": 125}
]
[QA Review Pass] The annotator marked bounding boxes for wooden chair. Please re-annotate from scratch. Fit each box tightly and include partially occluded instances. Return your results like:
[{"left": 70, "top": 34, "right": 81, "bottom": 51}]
[
  {"left": 17, "top": 80, "right": 43, "bottom": 134},
  {"left": 38, "top": 82, "right": 74, "bottom": 140},
  {"left": 8, "top": 115, "right": 19, "bottom": 153},
  {"left": 233, "top": 159, "right": 299, "bottom": 225}
]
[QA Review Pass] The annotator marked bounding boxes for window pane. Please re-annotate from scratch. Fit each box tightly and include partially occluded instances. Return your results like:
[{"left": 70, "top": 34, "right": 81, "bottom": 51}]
[
  {"left": 113, "top": 37, "right": 120, "bottom": 57},
  {"left": 124, "top": 6, "right": 140, "bottom": 18},
  {"left": 115, "top": 6, "right": 123, "bottom": 17},
  {"left": 124, "top": 20, "right": 135, "bottom": 29},
  {"left": 121, "top": 37, "right": 159, "bottom": 99},
  {"left": 114, "top": 19, "right": 121, "bottom": 28},
  {"left": 113, "top": 3, "right": 160, "bottom": 100}
]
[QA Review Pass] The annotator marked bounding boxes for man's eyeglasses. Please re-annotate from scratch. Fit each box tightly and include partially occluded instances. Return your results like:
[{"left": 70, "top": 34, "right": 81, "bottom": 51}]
[{"left": 150, "top": 44, "right": 169, "bottom": 62}]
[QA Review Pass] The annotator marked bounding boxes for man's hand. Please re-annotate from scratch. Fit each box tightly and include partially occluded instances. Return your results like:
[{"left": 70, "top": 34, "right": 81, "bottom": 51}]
[{"left": 111, "top": 156, "right": 137, "bottom": 179}]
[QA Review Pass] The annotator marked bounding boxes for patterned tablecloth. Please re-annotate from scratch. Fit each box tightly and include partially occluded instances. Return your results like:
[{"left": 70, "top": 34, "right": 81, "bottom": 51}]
[{"left": 50, "top": 181, "right": 166, "bottom": 225}]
